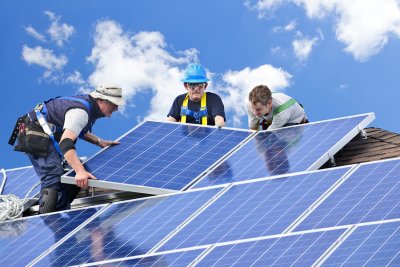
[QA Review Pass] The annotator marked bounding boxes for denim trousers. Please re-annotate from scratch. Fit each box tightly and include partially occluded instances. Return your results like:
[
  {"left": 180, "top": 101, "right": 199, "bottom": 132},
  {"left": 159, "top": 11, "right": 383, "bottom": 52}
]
[{"left": 27, "top": 142, "right": 80, "bottom": 211}]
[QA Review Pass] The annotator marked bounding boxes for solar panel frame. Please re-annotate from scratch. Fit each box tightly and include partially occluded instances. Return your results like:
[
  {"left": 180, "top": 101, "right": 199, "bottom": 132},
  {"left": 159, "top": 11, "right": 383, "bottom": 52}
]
[
  {"left": 194, "top": 228, "right": 349, "bottom": 267},
  {"left": 191, "top": 113, "right": 375, "bottom": 189},
  {"left": 61, "top": 120, "right": 254, "bottom": 194},
  {"left": 77, "top": 247, "right": 207, "bottom": 267}
]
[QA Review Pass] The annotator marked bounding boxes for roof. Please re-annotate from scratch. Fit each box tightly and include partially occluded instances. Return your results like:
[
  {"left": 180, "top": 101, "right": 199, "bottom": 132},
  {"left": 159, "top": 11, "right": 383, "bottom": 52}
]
[{"left": 322, "top": 127, "right": 400, "bottom": 168}]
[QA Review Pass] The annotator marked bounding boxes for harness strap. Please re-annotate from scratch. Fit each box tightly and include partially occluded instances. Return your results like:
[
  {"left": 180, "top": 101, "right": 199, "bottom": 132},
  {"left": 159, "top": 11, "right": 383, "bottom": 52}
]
[
  {"left": 35, "top": 109, "right": 63, "bottom": 158},
  {"left": 272, "top": 98, "right": 297, "bottom": 116},
  {"left": 180, "top": 93, "right": 208, "bottom": 125}
]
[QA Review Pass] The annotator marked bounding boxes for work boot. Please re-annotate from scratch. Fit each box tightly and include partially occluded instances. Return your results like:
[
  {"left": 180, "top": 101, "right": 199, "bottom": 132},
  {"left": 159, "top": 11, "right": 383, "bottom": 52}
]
[{"left": 39, "top": 188, "right": 58, "bottom": 214}]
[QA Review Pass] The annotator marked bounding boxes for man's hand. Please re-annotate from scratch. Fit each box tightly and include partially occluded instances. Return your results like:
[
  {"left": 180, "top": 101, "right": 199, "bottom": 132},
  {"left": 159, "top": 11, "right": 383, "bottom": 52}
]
[
  {"left": 98, "top": 139, "right": 119, "bottom": 148},
  {"left": 75, "top": 170, "right": 97, "bottom": 188},
  {"left": 215, "top": 115, "right": 225, "bottom": 129}
]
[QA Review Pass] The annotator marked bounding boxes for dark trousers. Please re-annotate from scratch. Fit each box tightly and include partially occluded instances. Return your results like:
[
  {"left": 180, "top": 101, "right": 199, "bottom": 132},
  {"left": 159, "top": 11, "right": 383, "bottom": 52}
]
[{"left": 27, "top": 142, "right": 80, "bottom": 211}]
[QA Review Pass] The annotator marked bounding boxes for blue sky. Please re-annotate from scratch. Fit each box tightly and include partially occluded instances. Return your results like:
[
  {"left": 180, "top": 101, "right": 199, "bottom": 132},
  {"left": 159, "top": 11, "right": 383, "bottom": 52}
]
[{"left": 1, "top": 0, "right": 400, "bottom": 169}]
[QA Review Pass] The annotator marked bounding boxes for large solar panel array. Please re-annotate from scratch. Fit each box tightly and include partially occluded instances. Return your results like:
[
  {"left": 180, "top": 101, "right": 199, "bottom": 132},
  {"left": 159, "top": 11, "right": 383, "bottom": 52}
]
[
  {"left": 193, "top": 113, "right": 375, "bottom": 188},
  {"left": 0, "top": 166, "right": 40, "bottom": 199},
  {"left": 3, "top": 113, "right": 400, "bottom": 266},
  {"left": 62, "top": 121, "right": 252, "bottom": 194}
]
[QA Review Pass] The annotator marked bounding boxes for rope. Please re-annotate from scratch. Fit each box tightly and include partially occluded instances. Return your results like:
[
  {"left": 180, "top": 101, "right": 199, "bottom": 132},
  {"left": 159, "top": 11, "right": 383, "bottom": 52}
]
[{"left": 0, "top": 168, "right": 40, "bottom": 222}]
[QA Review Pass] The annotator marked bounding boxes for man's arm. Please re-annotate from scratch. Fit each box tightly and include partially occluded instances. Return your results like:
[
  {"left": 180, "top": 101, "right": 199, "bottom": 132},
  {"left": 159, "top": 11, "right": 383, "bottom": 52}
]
[
  {"left": 60, "top": 129, "right": 96, "bottom": 188},
  {"left": 167, "top": 116, "right": 178, "bottom": 122},
  {"left": 246, "top": 102, "right": 260, "bottom": 130}
]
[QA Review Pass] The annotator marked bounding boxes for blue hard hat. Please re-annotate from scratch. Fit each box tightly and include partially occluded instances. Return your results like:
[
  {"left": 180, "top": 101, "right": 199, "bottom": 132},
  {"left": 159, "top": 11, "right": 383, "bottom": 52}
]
[{"left": 181, "top": 64, "right": 210, "bottom": 83}]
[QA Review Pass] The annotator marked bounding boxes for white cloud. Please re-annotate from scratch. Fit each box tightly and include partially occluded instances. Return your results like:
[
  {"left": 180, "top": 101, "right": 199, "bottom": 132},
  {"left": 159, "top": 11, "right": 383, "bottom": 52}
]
[
  {"left": 44, "top": 11, "right": 74, "bottom": 47},
  {"left": 86, "top": 20, "right": 198, "bottom": 121},
  {"left": 65, "top": 70, "right": 85, "bottom": 85},
  {"left": 25, "top": 26, "right": 46, "bottom": 42},
  {"left": 292, "top": 35, "right": 319, "bottom": 61},
  {"left": 22, "top": 45, "right": 68, "bottom": 77},
  {"left": 246, "top": 0, "right": 400, "bottom": 61},
  {"left": 216, "top": 64, "right": 292, "bottom": 126},
  {"left": 273, "top": 20, "right": 297, "bottom": 32}
]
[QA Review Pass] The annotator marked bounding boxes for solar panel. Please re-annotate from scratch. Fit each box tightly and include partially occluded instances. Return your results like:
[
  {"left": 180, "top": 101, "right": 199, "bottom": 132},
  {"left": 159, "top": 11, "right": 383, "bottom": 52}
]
[
  {"left": 0, "top": 207, "right": 101, "bottom": 267},
  {"left": 35, "top": 187, "right": 222, "bottom": 266},
  {"left": 61, "top": 121, "right": 252, "bottom": 194},
  {"left": 81, "top": 248, "right": 205, "bottom": 267},
  {"left": 192, "top": 113, "right": 374, "bottom": 188},
  {"left": 197, "top": 228, "right": 346, "bottom": 267},
  {"left": 322, "top": 220, "right": 400, "bottom": 266},
  {"left": 295, "top": 157, "right": 400, "bottom": 231},
  {"left": 159, "top": 166, "right": 352, "bottom": 251},
  {"left": 1, "top": 166, "right": 40, "bottom": 199}
]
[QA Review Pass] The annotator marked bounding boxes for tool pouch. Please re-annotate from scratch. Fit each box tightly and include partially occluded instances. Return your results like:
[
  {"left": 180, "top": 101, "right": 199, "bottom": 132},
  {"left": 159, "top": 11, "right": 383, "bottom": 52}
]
[{"left": 14, "top": 117, "right": 50, "bottom": 157}]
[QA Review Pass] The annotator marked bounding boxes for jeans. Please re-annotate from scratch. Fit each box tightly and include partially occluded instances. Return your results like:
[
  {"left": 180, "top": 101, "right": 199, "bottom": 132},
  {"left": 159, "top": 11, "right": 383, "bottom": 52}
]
[{"left": 27, "top": 142, "right": 80, "bottom": 211}]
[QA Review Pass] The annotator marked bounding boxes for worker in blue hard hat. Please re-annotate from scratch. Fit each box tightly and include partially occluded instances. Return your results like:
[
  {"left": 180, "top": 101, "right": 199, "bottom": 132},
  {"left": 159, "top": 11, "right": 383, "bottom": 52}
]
[{"left": 167, "top": 64, "right": 226, "bottom": 128}]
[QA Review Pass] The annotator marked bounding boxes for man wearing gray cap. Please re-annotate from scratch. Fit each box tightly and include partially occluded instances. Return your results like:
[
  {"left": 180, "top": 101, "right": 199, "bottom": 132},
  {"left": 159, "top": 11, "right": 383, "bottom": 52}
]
[{"left": 10, "top": 85, "right": 125, "bottom": 213}]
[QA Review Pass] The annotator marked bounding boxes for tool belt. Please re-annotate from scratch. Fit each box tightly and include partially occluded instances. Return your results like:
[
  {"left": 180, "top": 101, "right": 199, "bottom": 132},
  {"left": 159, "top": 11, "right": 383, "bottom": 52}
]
[{"left": 9, "top": 115, "right": 50, "bottom": 157}]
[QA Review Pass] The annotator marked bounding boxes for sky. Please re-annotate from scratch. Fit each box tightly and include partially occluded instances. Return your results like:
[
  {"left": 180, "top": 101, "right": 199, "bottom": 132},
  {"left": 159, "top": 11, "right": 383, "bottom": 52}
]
[{"left": 1, "top": 0, "right": 400, "bottom": 169}]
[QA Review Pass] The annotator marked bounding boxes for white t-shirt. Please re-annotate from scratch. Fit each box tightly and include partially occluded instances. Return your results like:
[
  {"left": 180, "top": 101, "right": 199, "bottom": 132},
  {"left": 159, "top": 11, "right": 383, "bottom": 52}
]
[
  {"left": 247, "top": 92, "right": 306, "bottom": 130},
  {"left": 63, "top": 108, "right": 89, "bottom": 136}
]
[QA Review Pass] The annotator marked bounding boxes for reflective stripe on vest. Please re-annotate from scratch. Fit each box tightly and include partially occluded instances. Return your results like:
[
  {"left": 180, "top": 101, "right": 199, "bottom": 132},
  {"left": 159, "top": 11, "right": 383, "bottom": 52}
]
[{"left": 180, "top": 93, "right": 208, "bottom": 125}]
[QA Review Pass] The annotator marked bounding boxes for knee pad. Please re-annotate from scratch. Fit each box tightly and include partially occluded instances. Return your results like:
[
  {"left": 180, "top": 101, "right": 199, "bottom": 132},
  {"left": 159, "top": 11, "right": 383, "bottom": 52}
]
[{"left": 39, "top": 188, "right": 58, "bottom": 214}]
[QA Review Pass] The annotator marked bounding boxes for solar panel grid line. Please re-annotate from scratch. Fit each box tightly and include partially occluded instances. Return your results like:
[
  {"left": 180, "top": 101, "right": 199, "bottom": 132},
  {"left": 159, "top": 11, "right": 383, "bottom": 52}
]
[
  {"left": 348, "top": 224, "right": 398, "bottom": 266},
  {"left": 183, "top": 130, "right": 257, "bottom": 190},
  {"left": 306, "top": 112, "right": 375, "bottom": 171},
  {"left": 344, "top": 160, "right": 400, "bottom": 224},
  {"left": 295, "top": 157, "right": 400, "bottom": 231},
  {"left": 26, "top": 204, "right": 109, "bottom": 267},
  {"left": 320, "top": 219, "right": 400, "bottom": 266},
  {"left": 311, "top": 225, "right": 357, "bottom": 267},
  {"left": 76, "top": 247, "right": 208, "bottom": 267},
  {"left": 283, "top": 165, "right": 357, "bottom": 234},
  {"left": 148, "top": 184, "right": 232, "bottom": 254}
]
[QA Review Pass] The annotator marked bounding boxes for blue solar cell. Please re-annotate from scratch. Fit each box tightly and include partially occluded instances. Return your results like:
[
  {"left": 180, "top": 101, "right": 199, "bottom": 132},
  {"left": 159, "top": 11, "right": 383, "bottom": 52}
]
[
  {"left": 322, "top": 221, "right": 400, "bottom": 266},
  {"left": 93, "top": 249, "right": 205, "bottom": 267},
  {"left": 0, "top": 207, "right": 100, "bottom": 267},
  {"left": 295, "top": 158, "right": 400, "bottom": 231},
  {"left": 193, "top": 114, "right": 373, "bottom": 188},
  {"left": 1, "top": 166, "right": 40, "bottom": 199},
  {"left": 159, "top": 167, "right": 351, "bottom": 251},
  {"left": 35, "top": 187, "right": 222, "bottom": 266},
  {"left": 197, "top": 229, "right": 345, "bottom": 266},
  {"left": 64, "top": 121, "right": 251, "bottom": 191}
]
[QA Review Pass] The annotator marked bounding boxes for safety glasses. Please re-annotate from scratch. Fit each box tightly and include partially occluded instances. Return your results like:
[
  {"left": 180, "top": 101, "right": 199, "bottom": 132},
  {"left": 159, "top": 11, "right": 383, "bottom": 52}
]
[{"left": 187, "top": 83, "right": 206, "bottom": 90}]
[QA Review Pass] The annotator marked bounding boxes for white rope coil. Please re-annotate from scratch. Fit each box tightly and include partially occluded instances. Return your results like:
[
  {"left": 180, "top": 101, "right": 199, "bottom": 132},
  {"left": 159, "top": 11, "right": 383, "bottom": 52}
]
[{"left": 0, "top": 194, "right": 25, "bottom": 222}]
